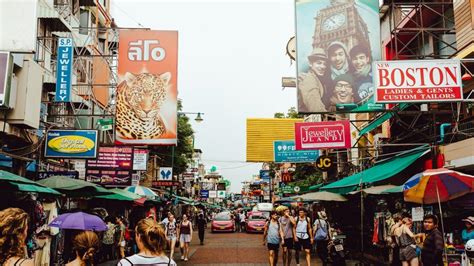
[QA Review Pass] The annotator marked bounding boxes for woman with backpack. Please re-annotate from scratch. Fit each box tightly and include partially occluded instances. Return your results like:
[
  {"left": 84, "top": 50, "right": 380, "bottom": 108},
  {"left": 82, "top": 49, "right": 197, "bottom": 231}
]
[
  {"left": 313, "top": 211, "right": 331, "bottom": 265},
  {"left": 118, "top": 218, "right": 177, "bottom": 265},
  {"left": 263, "top": 211, "right": 285, "bottom": 266}
]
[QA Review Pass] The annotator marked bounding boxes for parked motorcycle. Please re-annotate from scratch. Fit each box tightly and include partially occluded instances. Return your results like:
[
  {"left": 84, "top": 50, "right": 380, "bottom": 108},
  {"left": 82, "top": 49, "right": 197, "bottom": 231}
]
[{"left": 328, "top": 234, "right": 347, "bottom": 266}]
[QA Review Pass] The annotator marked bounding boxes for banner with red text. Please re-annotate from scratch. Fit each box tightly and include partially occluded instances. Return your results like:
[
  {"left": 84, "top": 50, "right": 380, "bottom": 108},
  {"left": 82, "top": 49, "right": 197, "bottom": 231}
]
[
  {"left": 374, "top": 60, "right": 463, "bottom": 103},
  {"left": 295, "top": 121, "right": 351, "bottom": 150}
]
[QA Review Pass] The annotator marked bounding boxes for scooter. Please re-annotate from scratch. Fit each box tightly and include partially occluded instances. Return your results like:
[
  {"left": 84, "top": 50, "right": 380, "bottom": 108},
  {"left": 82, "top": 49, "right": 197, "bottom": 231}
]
[{"left": 328, "top": 234, "right": 347, "bottom": 266}]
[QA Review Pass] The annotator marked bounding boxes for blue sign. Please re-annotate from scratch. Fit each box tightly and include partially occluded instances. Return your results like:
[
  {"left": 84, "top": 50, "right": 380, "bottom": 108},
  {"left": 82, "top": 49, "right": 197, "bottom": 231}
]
[
  {"left": 274, "top": 140, "right": 319, "bottom": 163},
  {"left": 55, "top": 38, "right": 73, "bottom": 102},
  {"left": 45, "top": 130, "right": 98, "bottom": 158},
  {"left": 260, "top": 170, "right": 270, "bottom": 181},
  {"left": 200, "top": 190, "right": 209, "bottom": 199}
]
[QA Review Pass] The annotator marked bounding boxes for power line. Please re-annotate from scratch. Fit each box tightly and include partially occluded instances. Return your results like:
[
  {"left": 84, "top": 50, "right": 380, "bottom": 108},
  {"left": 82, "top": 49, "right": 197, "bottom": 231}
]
[{"left": 112, "top": 2, "right": 146, "bottom": 28}]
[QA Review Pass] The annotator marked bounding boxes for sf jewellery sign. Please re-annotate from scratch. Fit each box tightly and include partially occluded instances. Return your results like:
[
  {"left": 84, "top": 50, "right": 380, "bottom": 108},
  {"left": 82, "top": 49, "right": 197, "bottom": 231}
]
[
  {"left": 55, "top": 38, "right": 73, "bottom": 102},
  {"left": 45, "top": 130, "right": 98, "bottom": 158},
  {"left": 374, "top": 60, "right": 463, "bottom": 103},
  {"left": 295, "top": 121, "right": 351, "bottom": 150}
]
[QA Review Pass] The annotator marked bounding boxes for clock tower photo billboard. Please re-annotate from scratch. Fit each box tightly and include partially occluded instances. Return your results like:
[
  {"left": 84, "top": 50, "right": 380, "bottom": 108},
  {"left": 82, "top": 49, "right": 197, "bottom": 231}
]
[{"left": 295, "top": 0, "right": 381, "bottom": 114}]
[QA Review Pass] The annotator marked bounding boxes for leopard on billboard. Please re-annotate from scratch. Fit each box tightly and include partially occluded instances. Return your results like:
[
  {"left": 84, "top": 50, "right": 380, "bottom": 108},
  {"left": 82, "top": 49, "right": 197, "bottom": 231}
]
[{"left": 116, "top": 30, "right": 178, "bottom": 145}]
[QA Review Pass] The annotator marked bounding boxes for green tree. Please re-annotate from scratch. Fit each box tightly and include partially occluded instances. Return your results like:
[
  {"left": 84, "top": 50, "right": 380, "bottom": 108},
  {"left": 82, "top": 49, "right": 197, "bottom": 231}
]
[
  {"left": 151, "top": 99, "right": 195, "bottom": 176},
  {"left": 272, "top": 107, "right": 323, "bottom": 188}
]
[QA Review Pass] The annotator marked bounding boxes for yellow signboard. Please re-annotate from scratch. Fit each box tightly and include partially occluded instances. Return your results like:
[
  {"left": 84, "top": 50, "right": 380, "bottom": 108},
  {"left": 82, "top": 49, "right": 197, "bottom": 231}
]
[{"left": 246, "top": 118, "right": 303, "bottom": 162}]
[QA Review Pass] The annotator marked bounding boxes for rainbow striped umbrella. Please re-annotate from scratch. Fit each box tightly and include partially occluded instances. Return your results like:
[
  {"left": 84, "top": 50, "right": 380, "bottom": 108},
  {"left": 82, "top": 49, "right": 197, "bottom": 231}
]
[{"left": 403, "top": 168, "right": 474, "bottom": 204}]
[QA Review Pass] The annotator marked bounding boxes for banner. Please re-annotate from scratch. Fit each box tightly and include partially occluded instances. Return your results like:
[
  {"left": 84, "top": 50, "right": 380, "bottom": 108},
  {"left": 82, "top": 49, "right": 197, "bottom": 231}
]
[
  {"left": 45, "top": 130, "right": 98, "bottom": 158},
  {"left": 200, "top": 190, "right": 209, "bottom": 199},
  {"left": 295, "top": 121, "right": 351, "bottom": 150},
  {"left": 86, "top": 147, "right": 133, "bottom": 187},
  {"left": 374, "top": 60, "right": 463, "bottom": 103},
  {"left": 55, "top": 38, "right": 73, "bottom": 102},
  {"left": 38, "top": 171, "right": 78, "bottom": 180},
  {"left": 116, "top": 30, "right": 178, "bottom": 145},
  {"left": 274, "top": 140, "right": 319, "bottom": 163},
  {"left": 296, "top": 0, "right": 380, "bottom": 113},
  {"left": 133, "top": 149, "right": 148, "bottom": 170}
]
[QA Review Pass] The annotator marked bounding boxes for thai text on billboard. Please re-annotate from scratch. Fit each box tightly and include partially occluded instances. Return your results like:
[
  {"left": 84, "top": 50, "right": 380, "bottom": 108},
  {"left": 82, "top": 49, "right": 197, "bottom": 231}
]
[
  {"left": 295, "top": 0, "right": 381, "bottom": 113},
  {"left": 116, "top": 30, "right": 178, "bottom": 145},
  {"left": 374, "top": 60, "right": 463, "bottom": 103},
  {"left": 295, "top": 120, "right": 351, "bottom": 150}
]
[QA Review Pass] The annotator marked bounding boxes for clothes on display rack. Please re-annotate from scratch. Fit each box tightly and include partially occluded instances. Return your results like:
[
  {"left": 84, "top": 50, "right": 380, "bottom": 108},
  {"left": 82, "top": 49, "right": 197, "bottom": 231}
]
[{"left": 372, "top": 212, "right": 394, "bottom": 246}]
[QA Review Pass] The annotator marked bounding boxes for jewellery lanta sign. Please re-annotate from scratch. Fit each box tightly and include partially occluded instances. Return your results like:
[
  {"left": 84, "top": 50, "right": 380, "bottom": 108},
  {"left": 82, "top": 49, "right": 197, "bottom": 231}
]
[
  {"left": 295, "top": 121, "right": 351, "bottom": 150},
  {"left": 374, "top": 60, "right": 463, "bottom": 103}
]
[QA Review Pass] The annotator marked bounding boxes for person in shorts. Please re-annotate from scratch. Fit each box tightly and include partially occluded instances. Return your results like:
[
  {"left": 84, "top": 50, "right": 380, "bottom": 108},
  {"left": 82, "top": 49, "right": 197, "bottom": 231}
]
[
  {"left": 293, "top": 208, "right": 313, "bottom": 266},
  {"left": 165, "top": 213, "right": 178, "bottom": 260},
  {"left": 263, "top": 211, "right": 284, "bottom": 266},
  {"left": 279, "top": 207, "right": 296, "bottom": 266},
  {"left": 179, "top": 214, "right": 193, "bottom": 261}
]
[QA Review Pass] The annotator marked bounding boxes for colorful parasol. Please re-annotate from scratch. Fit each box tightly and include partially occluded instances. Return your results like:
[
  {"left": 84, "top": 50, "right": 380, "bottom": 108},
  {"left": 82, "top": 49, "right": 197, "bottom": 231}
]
[{"left": 403, "top": 168, "right": 474, "bottom": 204}]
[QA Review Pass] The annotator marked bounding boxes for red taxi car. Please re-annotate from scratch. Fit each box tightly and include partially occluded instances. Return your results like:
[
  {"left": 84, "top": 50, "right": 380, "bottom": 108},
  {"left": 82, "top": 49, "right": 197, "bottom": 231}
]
[
  {"left": 246, "top": 212, "right": 267, "bottom": 233},
  {"left": 211, "top": 212, "right": 235, "bottom": 233}
]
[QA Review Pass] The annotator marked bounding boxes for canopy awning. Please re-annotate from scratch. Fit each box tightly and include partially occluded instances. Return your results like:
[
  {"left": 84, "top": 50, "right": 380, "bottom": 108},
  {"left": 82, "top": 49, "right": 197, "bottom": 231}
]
[
  {"left": 96, "top": 188, "right": 142, "bottom": 201},
  {"left": 38, "top": 176, "right": 112, "bottom": 197},
  {"left": 348, "top": 184, "right": 398, "bottom": 195},
  {"left": 320, "top": 147, "right": 430, "bottom": 194},
  {"left": 0, "top": 170, "right": 61, "bottom": 196},
  {"left": 359, "top": 103, "right": 410, "bottom": 136},
  {"left": 309, "top": 183, "right": 324, "bottom": 192}
]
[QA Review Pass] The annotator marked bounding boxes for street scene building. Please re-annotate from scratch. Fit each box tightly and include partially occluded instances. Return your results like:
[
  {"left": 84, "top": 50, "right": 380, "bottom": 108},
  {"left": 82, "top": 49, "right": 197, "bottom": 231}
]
[{"left": 0, "top": 0, "right": 474, "bottom": 265}]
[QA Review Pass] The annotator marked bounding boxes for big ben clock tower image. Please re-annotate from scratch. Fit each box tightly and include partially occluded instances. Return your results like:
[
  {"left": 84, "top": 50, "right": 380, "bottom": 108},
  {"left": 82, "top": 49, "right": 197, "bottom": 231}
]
[{"left": 312, "top": 0, "right": 370, "bottom": 52}]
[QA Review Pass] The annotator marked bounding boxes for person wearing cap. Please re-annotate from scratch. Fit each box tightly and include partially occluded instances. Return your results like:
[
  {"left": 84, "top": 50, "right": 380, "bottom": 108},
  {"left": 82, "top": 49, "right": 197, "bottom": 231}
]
[
  {"left": 328, "top": 73, "right": 356, "bottom": 111},
  {"left": 298, "top": 47, "right": 331, "bottom": 113},
  {"left": 327, "top": 41, "right": 350, "bottom": 80},
  {"left": 462, "top": 216, "right": 474, "bottom": 244},
  {"left": 313, "top": 211, "right": 331, "bottom": 265},
  {"left": 349, "top": 43, "right": 374, "bottom": 100}
]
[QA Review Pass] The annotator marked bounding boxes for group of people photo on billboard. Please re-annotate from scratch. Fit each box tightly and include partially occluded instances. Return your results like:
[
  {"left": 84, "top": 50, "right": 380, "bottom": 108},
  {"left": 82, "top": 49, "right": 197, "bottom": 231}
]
[{"left": 296, "top": 0, "right": 381, "bottom": 113}]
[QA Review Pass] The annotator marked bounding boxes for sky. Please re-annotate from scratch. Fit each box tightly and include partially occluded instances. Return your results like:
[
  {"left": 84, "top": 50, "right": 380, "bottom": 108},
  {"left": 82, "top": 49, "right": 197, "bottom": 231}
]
[{"left": 111, "top": 0, "right": 296, "bottom": 192}]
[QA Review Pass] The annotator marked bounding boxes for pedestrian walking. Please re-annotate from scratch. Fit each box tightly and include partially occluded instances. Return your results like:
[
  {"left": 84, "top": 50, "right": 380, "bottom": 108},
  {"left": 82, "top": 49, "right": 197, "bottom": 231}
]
[
  {"left": 239, "top": 211, "right": 246, "bottom": 232},
  {"left": 196, "top": 213, "right": 207, "bottom": 245},
  {"left": 293, "top": 208, "right": 313, "bottom": 266},
  {"left": 0, "top": 208, "right": 34, "bottom": 266},
  {"left": 66, "top": 231, "right": 99, "bottom": 266},
  {"left": 118, "top": 218, "right": 177, "bottom": 265},
  {"left": 279, "top": 207, "right": 296, "bottom": 266},
  {"left": 397, "top": 217, "right": 419, "bottom": 266},
  {"left": 263, "top": 211, "right": 285, "bottom": 266},
  {"left": 421, "top": 214, "right": 444, "bottom": 266},
  {"left": 101, "top": 216, "right": 116, "bottom": 261},
  {"left": 164, "top": 214, "right": 178, "bottom": 260},
  {"left": 179, "top": 214, "right": 193, "bottom": 261},
  {"left": 115, "top": 216, "right": 127, "bottom": 259},
  {"left": 313, "top": 211, "right": 330, "bottom": 265},
  {"left": 234, "top": 211, "right": 241, "bottom": 232}
]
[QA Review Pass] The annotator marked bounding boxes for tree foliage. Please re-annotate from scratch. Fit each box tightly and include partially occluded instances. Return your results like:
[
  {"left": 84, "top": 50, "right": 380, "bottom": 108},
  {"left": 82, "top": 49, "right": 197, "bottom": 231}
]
[
  {"left": 151, "top": 99, "right": 195, "bottom": 176},
  {"left": 272, "top": 107, "right": 323, "bottom": 188}
]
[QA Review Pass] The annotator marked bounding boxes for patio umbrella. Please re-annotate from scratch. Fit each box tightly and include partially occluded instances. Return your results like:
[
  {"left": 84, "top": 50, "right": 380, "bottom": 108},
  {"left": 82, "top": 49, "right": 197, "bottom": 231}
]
[
  {"left": 403, "top": 168, "right": 474, "bottom": 204},
  {"left": 124, "top": 185, "right": 157, "bottom": 198},
  {"left": 49, "top": 211, "right": 107, "bottom": 231},
  {"left": 295, "top": 191, "right": 347, "bottom": 202},
  {"left": 0, "top": 170, "right": 61, "bottom": 196}
]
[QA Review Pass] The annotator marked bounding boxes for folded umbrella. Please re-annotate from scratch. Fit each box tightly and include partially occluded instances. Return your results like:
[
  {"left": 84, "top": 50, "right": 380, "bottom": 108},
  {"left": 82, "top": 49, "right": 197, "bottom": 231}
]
[{"left": 49, "top": 211, "right": 107, "bottom": 231}]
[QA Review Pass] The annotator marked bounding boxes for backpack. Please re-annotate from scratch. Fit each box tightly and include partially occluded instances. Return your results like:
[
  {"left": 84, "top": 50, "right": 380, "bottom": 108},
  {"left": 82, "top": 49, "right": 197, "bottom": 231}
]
[
  {"left": 296, "top": 216, "right": 311, "bottom": 238},
  {"left": 314, "top": 219, "right": 328, "bottom": 241}
]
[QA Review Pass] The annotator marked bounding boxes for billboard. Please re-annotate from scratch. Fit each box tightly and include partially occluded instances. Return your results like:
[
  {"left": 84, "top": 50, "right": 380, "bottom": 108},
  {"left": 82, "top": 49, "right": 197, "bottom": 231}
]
[
  {"left": 0, "top": 0, "right": 38, "bottom": 52},
  {"left": 246, "top": 118, "right": 303, "bottom": 162},
  {"left": 45, "top": 130, "right": 98, "bottom": 158},
  {"left": 295, "top": 0, "right": 381, "bottom": 113},
  {"left": 295, "top": 120, "right": 351, "bottom": 150},
  {"left": 86, "top": 146, "right": 133, "bottom": 187},
  {"left": 116, "top": 30, "right": 178, "bottom": 145},
  {"left": 374, "top": 60, "right": 463, "bottom": 103},
  {"left": 274, "top": 140, "right": 319, "bottom": 163},
  {"left": 55, "top": 38, "right": 73, "bottom": 102},
  {"left": 0, "top": 52, "right": 12, "bottom": 107}
]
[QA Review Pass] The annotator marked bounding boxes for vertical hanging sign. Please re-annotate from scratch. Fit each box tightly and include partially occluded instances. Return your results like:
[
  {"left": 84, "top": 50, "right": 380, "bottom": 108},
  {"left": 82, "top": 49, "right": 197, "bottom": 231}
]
[{"left": 55, "top": 38, "right": 73, "bottom": 102}]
